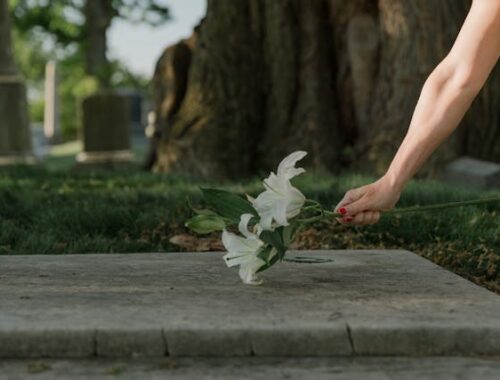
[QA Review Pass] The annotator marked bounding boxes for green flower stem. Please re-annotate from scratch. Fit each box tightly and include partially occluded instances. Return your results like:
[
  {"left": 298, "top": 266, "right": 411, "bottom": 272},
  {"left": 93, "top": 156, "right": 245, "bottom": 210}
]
[
  {"left": 296, "top": 215, "right": 324, "bottom": 223},
  {"left": 320, "top": 196, "right": 500, "bottom": 219},
  {"left": 383, "top": 196, "right": 500, "bottom": 215}
]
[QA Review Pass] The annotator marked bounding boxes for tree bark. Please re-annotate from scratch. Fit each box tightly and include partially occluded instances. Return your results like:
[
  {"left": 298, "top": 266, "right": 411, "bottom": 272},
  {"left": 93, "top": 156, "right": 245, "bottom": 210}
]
[
  {"left": 0, "top": 0, "right": 16, "bottom": 76},
  {"left": 459, "top": 64, "right": 500, "bottom": 163},
  {"left": 83, "top": 0, "right": 113, "bottom": 87},
  {"left": 0, "top": 0, "right": 33, "bottom": 164},
  {"left": 155, "top": 0, "right": 343, "bottom": 178},
  {"left": 362, "top": 0, "right": 470, "bottom": 175},
  {"left": 155, "top": 1, "right": 265, "bottom": 178},
  {"left": 153, "top": 0, "right": 500, "bottom": 179}
]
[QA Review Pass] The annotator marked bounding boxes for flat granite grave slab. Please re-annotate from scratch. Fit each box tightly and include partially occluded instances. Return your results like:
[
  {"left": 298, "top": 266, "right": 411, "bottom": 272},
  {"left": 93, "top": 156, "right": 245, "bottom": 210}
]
[{"left": 0, "top": 250, "right": 499, "bottom": 358}]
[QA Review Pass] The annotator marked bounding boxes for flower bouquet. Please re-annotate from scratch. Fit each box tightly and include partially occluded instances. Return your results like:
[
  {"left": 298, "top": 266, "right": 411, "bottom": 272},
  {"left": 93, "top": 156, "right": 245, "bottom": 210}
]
[{"left": 185, "top": 151, "right": 500, "bottom": 285}]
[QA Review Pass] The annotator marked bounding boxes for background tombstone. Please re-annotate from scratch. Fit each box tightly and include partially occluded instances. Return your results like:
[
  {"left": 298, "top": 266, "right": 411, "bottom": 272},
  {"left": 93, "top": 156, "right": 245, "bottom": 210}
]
[
  {"left": 43, "top": 61, "right": 60, "bottom": 144},
  {"left": 31, "top": 122, "right": 49, "bottom": 158},
  {"left": 127, "top": 90, "right": 144, "bottom": 137},
  {"left": 442, "top": 157, "right": 500, "bottom": 189},
  {"left": 77, "top": 91, "right": 134, "bottom": 166},
  {"left": 0, "top": 0, "right": 34, "bottom": 165}
]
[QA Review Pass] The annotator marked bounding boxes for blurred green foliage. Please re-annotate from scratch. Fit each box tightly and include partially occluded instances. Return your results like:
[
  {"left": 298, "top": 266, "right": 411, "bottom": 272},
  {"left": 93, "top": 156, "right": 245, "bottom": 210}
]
[{"left": 9, "top": 0, "right": 169, "bottom": 139}]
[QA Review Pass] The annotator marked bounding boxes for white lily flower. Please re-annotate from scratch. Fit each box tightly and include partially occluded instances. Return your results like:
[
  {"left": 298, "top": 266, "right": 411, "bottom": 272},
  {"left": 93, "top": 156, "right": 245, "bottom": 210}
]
[
  {"left": 222, "top": 214, "right": 265, "bottom": 285},
  {"left": 251, "top": 151, "right": 307, "bottom": 230},
  {"left": 277, "top": 151, "right": 307, "bottom": 179}
]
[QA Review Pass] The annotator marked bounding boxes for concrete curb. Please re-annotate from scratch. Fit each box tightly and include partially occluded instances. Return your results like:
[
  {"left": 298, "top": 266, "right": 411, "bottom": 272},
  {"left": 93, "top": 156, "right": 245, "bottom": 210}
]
[{"left": 1, "top": 325, "right": 499, "bottom": 358}]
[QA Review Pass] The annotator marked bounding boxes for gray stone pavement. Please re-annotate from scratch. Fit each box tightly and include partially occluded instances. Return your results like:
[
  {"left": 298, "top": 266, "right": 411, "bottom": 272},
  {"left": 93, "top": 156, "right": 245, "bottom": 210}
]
[
  {"left": 2, "top": 357, "right": 500, "bottom": 380},
  {"left": 0, "top": 250, "right": 499, "bottom": 358}
]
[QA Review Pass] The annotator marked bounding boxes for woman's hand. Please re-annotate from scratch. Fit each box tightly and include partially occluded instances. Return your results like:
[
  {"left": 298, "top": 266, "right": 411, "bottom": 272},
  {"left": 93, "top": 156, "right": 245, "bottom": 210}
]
[
  {"left": 334, "top": 176, "right": 402, "bottom": 226},
  {"left": 332, "top": 0, "right": 500, "bottom": 227}
]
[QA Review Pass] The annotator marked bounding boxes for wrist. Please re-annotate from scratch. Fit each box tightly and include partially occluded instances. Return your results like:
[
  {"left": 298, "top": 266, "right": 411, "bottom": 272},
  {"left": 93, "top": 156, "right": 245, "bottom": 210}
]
[{"left": 382, "top": 170, "right": 406, "bottom": 194}]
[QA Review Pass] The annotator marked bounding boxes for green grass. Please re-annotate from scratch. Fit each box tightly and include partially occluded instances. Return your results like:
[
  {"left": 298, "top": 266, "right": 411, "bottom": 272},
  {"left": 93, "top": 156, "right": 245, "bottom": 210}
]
[{"left": 0, "top": 163, "right": 499, "bottom": 291}]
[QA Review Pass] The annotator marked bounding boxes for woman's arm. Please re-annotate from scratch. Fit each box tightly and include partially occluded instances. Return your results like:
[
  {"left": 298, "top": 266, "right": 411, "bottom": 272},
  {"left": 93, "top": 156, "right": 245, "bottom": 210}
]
[{"left": 335, "top": 0, "right": 500, "bottom": 226}]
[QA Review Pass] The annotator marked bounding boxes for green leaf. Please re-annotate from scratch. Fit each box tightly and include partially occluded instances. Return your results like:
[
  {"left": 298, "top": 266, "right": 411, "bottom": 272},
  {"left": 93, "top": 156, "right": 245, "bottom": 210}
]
[
  {"left": 260, "top": 228, "right": 286, "bottom": 253},
  {"left": 193, "top": 208, "right": 218, "bottom": 216},
  {"left": 200, "top": 188, "right": 257, "bottom": 223},
  {"left": 186, "top": 197, "right": 218, "bottom": 216},
  {"left": 185, "top": 214, "right": 226, "bottom": 234},
  {"left": 257, "top": 247, "right": 281, "bottom": 273},
  {"left": 260, "top": 227, "right": 288, "bottom": 261},
  {"left": 283, "top": 223, "right": 301, "bottom": 246},
  {"left": 257, "top": 246, "right": 274, "bottom": 264}
]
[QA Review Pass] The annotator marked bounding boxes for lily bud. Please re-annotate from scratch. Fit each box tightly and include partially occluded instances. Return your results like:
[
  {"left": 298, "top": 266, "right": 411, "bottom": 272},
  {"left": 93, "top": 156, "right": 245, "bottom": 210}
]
[{"left": 185, "top": 214, "right": 226, "bottom": 234}]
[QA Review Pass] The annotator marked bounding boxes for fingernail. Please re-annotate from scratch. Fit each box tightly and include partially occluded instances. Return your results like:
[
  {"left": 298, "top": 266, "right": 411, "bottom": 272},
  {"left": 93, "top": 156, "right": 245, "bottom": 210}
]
[
  {"left": 345, "top": 217, "right": 353, "bottom": 223},
  {"left": 339, "top": 208, "right": 347, "bottom": 215}
]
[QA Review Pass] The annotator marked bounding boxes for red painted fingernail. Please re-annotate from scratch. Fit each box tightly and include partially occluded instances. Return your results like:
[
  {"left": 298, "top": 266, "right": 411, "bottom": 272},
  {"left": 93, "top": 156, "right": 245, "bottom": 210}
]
[
  {"left": 339, "top": 208, "right": 347, "bottom": 215},
  {"left": 345, "top": 217, "right": 353, "bottom": 223}
]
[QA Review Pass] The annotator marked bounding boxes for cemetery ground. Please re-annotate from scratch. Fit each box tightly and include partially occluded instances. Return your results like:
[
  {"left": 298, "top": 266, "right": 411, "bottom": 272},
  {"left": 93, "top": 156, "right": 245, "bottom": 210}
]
[
  {"left": 0, "top": 143, "right": 499, "bottom": 293},
  {"left": 1, "top": 145, "right": 500, "bottom": 379}
]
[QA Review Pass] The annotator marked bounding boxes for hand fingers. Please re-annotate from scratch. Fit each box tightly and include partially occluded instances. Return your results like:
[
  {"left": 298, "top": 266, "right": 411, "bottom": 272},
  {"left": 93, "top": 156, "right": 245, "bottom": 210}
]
[
  {"left": 352, "top": 212, "right": 365, "bottom": 225},
  {"left": 342, "top": 196, "right": 370, "bottom": 216},
  {"left": 340, "top": 211, "right": 381, "bottom": 226},
  {"left": 357, "top": 211, "right": 380, "bottom": 225},
  {"left": 334, "top": 187, "right": 367, "bottom": 215},
  {"left": 336, "top": 215, "right": 354, "bottom": 225},
  {"left": 334, "top": 196, "right": 354, "bottom": 216},
  {"left": 370, "top": 211, "right": 381, "bottom": 225},
  {"left": 335, "top": 192, "right": 357, "bottom": 224}
]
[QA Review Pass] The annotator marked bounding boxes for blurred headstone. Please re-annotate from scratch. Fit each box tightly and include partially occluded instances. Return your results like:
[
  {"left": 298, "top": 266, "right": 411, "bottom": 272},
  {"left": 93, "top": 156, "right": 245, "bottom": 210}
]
[
  {"left": 0, "top": 0, "right": 34, "bottom": 165},
  {"left": 128, "top": 91, "right": 143, "bottom": 136},
  {"left": 43, "top": 61, "right": 60, "bottom": 144},
  {"left": 442, "top": 157, "right": 500, "bottom": 189},
  {"left": 77, "top": 91, "right": 133, "bottom": 165},
  {"left": 31, "top": 123, "right": 49, "bottom": 158},
  {"left": 115, "top": 89, "right": 144, "bottom": 136}
]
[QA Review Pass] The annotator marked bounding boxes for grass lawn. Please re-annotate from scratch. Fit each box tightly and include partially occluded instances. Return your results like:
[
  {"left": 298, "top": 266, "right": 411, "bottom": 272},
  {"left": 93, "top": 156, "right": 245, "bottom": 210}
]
[{"left": 0, "top": 155, "right": 499, "bottom": 292}]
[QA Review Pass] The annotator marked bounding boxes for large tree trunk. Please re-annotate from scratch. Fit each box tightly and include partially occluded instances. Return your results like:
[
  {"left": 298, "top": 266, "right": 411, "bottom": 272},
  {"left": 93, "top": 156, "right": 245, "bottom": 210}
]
[
  {"left": 154, "top": 2, "right": 267, "bottom": 178},
  {"left": 0, "top": 0, "right": 33, "bottom": 164},
  {"left": 357, "top": 0, "right": 470, "bottom": 175},
  {"left": 0, "top": 0, "right": 16, "bottom": 75},
  {"left": 83, "top": 0, "right": 113, "bottom": 88},
  {"left": 153, "top": 0, "right": 500, "bottom": 179}
]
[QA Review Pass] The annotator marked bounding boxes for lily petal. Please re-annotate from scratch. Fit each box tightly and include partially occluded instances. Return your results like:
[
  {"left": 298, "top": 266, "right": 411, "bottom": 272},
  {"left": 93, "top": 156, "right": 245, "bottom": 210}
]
[
  {"left": 259, "top": 214, "right": 274, "bottom": 231},
  {"left": 246, "top": 194, "right": 256, "bottom": 203},
  {"left": 273, "top": 199, "right": 289, "bottom": 226},
  {"left": 252, "top": 175, "right": 306, "bottom": 230},
  {"left": 222, "top": 230, "right": 262, "bottom": 259},
  {"left": 238, "top": 213, "right": 255, "bottom": 239},
  {"left": 239, "top": 259, "right": 265, "bottom": 285},
  {"left": 277, "top": 151, "right": 307, "bottom": 180},
  {"left": 223, "top": 252, "right": 256, "bottom": 268},
  {"left": 285, "top": 184, "right": 306, "bottom": 218},
  {"left": 221, "top": 229, "right": 265, "bottom": 284}
]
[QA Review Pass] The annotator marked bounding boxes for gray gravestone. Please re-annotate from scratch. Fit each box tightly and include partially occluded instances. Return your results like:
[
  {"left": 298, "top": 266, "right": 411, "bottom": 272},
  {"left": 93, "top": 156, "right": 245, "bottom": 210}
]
[
  {"left": 1, "top": 251, "right": 500, "bottom": 358},
  {"left": 442, "top": 157, "right": 500, "bottom": 189},
  {"left": 0, "top": 0, "right": 34, "bottom": 165},
  {"left": 77, "top": 91, "right": 133, "bottom": 165}
]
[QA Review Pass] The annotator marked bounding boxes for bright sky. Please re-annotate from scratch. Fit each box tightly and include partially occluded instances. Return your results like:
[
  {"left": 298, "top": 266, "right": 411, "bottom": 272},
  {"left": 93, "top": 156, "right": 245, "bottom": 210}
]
[{"left": 108, "top": 0, "right": 206, "bottom": 78}]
